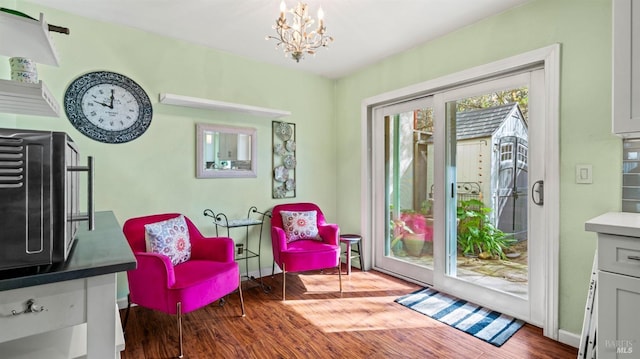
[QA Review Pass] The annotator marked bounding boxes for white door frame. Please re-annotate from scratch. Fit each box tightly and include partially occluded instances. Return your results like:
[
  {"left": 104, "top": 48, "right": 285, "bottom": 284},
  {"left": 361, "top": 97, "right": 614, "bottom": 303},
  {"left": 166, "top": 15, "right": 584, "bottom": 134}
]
[{"left": 360, "top": 44, "right": 560, "bottom": 338}]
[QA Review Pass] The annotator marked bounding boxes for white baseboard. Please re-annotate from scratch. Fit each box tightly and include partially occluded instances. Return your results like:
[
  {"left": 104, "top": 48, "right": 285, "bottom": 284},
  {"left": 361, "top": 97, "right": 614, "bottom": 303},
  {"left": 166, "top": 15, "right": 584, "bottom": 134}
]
[{"left": 558, "top": 329, "right": 580, "bottom": 348}]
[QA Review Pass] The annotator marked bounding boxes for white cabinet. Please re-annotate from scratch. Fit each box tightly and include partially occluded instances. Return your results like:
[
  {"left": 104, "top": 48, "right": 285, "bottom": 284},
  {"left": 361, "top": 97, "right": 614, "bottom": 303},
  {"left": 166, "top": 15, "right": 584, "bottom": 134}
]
[
  {"left": 598, "top": 271, "right": 640, "bottom": 357},
  {"left": 0, "top": 211, "right": 136, "bottom": 359},
  {"left": 612, "top": 0, "right": 640, "bottom": 137},
  {"left": 0, "top": 11, "right": 60, "bottom": 117},
  {"left": 585, "top": 212, "right": 640, "bottom": 358},
  {"left": 218, "top": 133, "right": 238, "bottom": 161},
  {"left": 0, "top": 274, "right": 123, "bottom": 359},
  {"left": 0, "top": 279, "right": 86, "bottom": 344}
]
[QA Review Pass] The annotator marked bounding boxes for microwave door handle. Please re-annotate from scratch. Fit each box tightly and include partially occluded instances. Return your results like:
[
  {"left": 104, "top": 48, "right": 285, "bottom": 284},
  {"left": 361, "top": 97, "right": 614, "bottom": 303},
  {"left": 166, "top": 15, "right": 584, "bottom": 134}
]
[
  {"left": 68, "top": 156, "right": 95, "bottom": 231},
  {"left": 87, "top": 156, "right": 94, "bottom": 230}
]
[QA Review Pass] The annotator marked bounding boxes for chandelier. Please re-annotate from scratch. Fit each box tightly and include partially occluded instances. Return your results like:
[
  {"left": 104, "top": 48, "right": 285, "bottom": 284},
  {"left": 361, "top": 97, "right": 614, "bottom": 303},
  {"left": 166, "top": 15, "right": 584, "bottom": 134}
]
[{"left": 266, "top": 1, "right": 333, "bottom": 62}]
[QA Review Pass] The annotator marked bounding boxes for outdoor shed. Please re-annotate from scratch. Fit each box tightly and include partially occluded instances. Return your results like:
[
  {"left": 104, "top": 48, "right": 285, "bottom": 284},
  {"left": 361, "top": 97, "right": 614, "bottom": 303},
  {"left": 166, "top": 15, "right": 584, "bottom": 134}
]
[{"left": 455, "top": 103, "right": 528, "bottom": 240}]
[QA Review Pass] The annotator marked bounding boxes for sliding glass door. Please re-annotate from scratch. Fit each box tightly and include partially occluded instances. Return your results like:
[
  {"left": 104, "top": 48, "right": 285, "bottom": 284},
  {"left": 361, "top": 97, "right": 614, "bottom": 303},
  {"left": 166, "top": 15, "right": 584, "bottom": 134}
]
[
  {"left": 373, "top": 70, "right": 545, "bottom": 325},
  {"left": 437, "top": 72, "right": 543, "bottom": 323},
  {"left": 372, "top": 97, "right": 435, "bottom": 285}
]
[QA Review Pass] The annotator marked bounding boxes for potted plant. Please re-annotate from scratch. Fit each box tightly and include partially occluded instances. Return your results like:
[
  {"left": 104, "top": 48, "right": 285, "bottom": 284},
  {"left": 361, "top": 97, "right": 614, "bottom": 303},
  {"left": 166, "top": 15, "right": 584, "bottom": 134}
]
[
  {"left": 391, "top": 210, "right": 433, "bottom": 256},
  {"left": 456, "top": 199, "right": 514, "bottom": 259}
]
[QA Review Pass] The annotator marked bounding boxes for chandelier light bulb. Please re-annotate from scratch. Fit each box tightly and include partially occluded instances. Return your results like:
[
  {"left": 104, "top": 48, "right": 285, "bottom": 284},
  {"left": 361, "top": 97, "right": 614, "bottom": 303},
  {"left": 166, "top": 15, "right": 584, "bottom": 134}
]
[
  {"left": 279, "top": 1, "right": 286, "bottom": 19},
  {"left": 317, "top": 7, "right": 324, "bottom": 31}
]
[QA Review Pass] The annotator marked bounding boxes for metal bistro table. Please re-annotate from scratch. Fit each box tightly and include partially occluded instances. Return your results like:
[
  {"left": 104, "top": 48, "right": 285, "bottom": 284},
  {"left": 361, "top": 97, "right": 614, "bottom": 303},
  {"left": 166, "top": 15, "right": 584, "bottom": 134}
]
[{"left": 204, "top": 206, "right": 271, "bottom": 292}]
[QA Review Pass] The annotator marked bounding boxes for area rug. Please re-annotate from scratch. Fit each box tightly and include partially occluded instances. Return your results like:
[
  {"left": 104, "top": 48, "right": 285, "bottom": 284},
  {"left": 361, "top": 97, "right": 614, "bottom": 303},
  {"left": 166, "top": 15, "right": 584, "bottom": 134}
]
[{"left": 394, "top": 287, "right": 524, "bottom": 347}]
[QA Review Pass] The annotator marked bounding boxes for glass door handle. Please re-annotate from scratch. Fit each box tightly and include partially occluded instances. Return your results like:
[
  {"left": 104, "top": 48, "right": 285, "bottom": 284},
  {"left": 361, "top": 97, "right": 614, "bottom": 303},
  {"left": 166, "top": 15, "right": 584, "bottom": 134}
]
[{"left": 532, "top": 180, "right": 544, "bottom": 206}]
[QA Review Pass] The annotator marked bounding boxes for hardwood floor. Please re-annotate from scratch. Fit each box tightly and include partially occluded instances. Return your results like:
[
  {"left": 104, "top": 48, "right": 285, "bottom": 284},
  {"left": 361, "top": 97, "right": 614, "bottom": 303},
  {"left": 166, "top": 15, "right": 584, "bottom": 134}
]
[{"left": 119, "top": 268, "right": 577, "bottom": 359}]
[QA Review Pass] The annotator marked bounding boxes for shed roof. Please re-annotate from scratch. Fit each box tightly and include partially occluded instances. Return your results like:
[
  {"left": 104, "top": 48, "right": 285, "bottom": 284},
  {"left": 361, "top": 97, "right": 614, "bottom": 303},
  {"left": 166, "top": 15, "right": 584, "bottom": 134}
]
[{"left": 456, "top": 103, "right": 518, "bottom": 140}]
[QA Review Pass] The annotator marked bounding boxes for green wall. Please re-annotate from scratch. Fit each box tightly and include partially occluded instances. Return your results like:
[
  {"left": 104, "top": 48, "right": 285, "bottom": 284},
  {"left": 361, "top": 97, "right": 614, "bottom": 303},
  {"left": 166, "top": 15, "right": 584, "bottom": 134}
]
[
  {"left": 2, "top": 0, "right": 620, "bottom": 337},
  {"left": 4, "top": 1, "right": 336, "bottom": 301},
  {"left": 334, "top": 0, "right": 619, "bottom": 335}
]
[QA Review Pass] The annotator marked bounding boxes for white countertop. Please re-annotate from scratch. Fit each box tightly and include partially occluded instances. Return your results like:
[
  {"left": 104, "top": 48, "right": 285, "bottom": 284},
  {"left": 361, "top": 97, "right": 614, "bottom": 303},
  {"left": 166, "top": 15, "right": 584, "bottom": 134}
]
[{"left": 585, "top": 212, "right": 640, "bottom": 237}]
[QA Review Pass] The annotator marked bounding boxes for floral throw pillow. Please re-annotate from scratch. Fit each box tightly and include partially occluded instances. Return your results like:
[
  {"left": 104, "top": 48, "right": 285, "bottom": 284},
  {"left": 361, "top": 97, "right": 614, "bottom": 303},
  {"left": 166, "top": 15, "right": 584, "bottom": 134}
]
[
  {"left": 280, "top": 210, "right": 321, "bottom": 243},
  {"left": 144, "top": 215, "right": 192, "bottom": 266}
]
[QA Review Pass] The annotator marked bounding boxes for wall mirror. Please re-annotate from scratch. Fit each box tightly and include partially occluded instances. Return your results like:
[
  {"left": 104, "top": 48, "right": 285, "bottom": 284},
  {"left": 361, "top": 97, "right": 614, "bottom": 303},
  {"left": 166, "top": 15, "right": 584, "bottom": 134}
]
[{"left": 196, "top": 123, "right": 257, "bottom": 178}]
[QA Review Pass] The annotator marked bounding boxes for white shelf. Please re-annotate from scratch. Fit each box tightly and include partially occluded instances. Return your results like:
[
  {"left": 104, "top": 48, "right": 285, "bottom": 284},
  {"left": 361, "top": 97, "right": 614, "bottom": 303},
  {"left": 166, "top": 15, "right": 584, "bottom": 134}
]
[
  {"left": 0, "top": 79, "right": 60, "bottom": 117},
  {"left": 0, "top": 11, "right": 60, "bottom": 66},
  {"left": 0, "top": 11, "right": 61, "bottom": 117},
  {"left": 159, "top": 93, "right": 291, "bottom": 118}
]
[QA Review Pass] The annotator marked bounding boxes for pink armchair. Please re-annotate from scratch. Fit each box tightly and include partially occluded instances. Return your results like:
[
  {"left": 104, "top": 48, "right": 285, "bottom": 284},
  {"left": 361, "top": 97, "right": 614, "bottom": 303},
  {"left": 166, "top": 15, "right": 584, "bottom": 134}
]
[
  {"left": 271, "top": 203, "right": 342, "bottom": 300},
  {"left": 122, "top": 213, "right": 245, "bottom": 358}
]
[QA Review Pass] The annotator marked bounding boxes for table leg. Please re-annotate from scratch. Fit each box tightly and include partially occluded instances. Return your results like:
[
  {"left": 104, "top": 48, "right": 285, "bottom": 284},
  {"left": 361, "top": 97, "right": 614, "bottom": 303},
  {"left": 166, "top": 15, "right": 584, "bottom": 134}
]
[
  {"left": 87, "top": 273, "right": 117, "bottom": 359},
  {"left": 345, "top": 241, "right": 352, "bottom": 275}
]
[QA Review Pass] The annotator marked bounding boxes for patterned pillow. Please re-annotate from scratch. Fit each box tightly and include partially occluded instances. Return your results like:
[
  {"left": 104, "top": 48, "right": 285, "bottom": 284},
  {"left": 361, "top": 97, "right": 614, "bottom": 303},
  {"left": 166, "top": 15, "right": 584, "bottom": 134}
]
[
  {"left": 280, "top": 210, "right": 321, "bottom": 243},
  {"left": 144, "top": 215, "right": 192, "bottom": 266}
]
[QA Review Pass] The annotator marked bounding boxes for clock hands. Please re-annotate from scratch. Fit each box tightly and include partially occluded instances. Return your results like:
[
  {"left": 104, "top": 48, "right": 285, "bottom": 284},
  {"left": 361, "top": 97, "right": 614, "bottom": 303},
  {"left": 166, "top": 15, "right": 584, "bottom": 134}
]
[
  {"left": 94, "top": 100, "right": 111, "bottom": 108},
  {"left": 109, "top": 89, "right": 115, "bottom": 108},
  {"left": 94, "top": 89, "right": 116, "bottom": 109}
]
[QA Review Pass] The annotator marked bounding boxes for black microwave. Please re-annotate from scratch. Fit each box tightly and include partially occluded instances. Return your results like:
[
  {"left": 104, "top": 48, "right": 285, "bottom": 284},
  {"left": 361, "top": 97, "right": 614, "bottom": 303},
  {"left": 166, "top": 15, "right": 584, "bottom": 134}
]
[{"left": 0, "top": 128, "right": 94, "bottom": 272}]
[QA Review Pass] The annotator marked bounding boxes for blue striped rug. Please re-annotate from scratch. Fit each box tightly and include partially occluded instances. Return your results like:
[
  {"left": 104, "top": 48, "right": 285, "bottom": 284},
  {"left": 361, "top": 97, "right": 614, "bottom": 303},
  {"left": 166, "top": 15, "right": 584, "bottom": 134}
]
[{"left": 395, "top": 287, "right": 524, "bottom": 347}]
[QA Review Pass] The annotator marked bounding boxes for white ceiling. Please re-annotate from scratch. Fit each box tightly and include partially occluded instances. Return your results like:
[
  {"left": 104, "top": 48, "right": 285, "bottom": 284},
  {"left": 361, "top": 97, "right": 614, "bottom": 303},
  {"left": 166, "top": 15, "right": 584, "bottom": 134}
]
[{"left": 27, "top": 0, "right": 531, "bottom": 78}]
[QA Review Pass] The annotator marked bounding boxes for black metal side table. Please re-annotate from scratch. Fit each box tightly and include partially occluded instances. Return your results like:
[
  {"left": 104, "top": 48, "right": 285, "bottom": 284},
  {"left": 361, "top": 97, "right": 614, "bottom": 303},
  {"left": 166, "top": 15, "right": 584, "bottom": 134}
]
[{"left": 204, "top": 206, "right": 272, "bottom": 292}]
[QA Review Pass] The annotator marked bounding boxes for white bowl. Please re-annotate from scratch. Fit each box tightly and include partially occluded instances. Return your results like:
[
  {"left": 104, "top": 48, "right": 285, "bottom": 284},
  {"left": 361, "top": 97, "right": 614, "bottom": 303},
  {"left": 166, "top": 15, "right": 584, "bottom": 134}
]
[
  {"left": 9, "top": 57, "right": 37, "bottom": 73},
  {"left": 11, "top": 70, "right": 38, "bottom": 83}
]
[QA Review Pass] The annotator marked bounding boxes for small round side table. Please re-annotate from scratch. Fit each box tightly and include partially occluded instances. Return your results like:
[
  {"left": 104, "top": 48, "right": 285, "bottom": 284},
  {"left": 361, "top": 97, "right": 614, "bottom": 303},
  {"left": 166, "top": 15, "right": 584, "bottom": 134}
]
[{"left": 340, "top": 234, "right": 363, "bottom": 275}]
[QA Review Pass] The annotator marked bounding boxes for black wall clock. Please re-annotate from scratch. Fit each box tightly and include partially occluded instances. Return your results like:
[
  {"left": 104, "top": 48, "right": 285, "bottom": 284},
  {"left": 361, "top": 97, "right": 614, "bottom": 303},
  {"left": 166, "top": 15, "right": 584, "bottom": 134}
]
[{"left": 64, "top": 71, "right": 153, "bottom": 144}]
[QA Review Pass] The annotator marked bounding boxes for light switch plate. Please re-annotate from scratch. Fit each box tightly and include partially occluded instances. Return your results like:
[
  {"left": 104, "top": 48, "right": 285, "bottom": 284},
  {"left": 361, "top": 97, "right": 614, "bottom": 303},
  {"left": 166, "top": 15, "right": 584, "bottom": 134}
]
[{"left": 576, "top": 164, "right": 592, "bottom": 184}]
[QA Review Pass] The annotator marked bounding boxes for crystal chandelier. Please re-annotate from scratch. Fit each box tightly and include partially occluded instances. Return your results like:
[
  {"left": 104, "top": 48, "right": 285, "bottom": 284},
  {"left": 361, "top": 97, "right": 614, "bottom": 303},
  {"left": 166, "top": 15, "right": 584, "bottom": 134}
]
[{"left": 266, "top": 1, "right": 333, "bottom": 62}]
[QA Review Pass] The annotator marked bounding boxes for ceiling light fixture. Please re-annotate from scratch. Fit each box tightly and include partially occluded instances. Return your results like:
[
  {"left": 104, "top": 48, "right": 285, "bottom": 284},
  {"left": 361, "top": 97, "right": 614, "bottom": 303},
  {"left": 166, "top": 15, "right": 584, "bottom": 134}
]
[{"left": 266, "top": 1, "right": 333, "bottom": 62}]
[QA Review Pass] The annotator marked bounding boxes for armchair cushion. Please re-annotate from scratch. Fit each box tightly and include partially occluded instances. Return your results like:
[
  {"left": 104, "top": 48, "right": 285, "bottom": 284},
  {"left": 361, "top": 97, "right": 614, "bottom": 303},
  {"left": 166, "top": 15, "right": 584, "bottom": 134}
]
[
  {"left": 144, "top": 215, "right": 192, "bottom": 266},
  {"left": 280, "top": 210, "right": 321, "bottom": 243}
]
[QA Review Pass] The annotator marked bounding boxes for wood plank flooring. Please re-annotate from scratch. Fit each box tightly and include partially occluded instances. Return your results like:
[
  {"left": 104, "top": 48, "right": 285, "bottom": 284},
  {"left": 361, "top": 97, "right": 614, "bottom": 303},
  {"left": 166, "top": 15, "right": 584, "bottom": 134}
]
[{"left": 119, "top": 268, "right": 578, "bottom": 359}]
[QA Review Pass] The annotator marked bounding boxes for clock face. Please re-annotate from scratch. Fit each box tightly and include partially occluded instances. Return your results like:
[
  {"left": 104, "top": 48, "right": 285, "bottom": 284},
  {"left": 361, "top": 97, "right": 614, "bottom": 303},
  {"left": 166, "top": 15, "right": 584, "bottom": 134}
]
[{"left": 64, "top": 71, "right": 152, "bottom": 144}]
